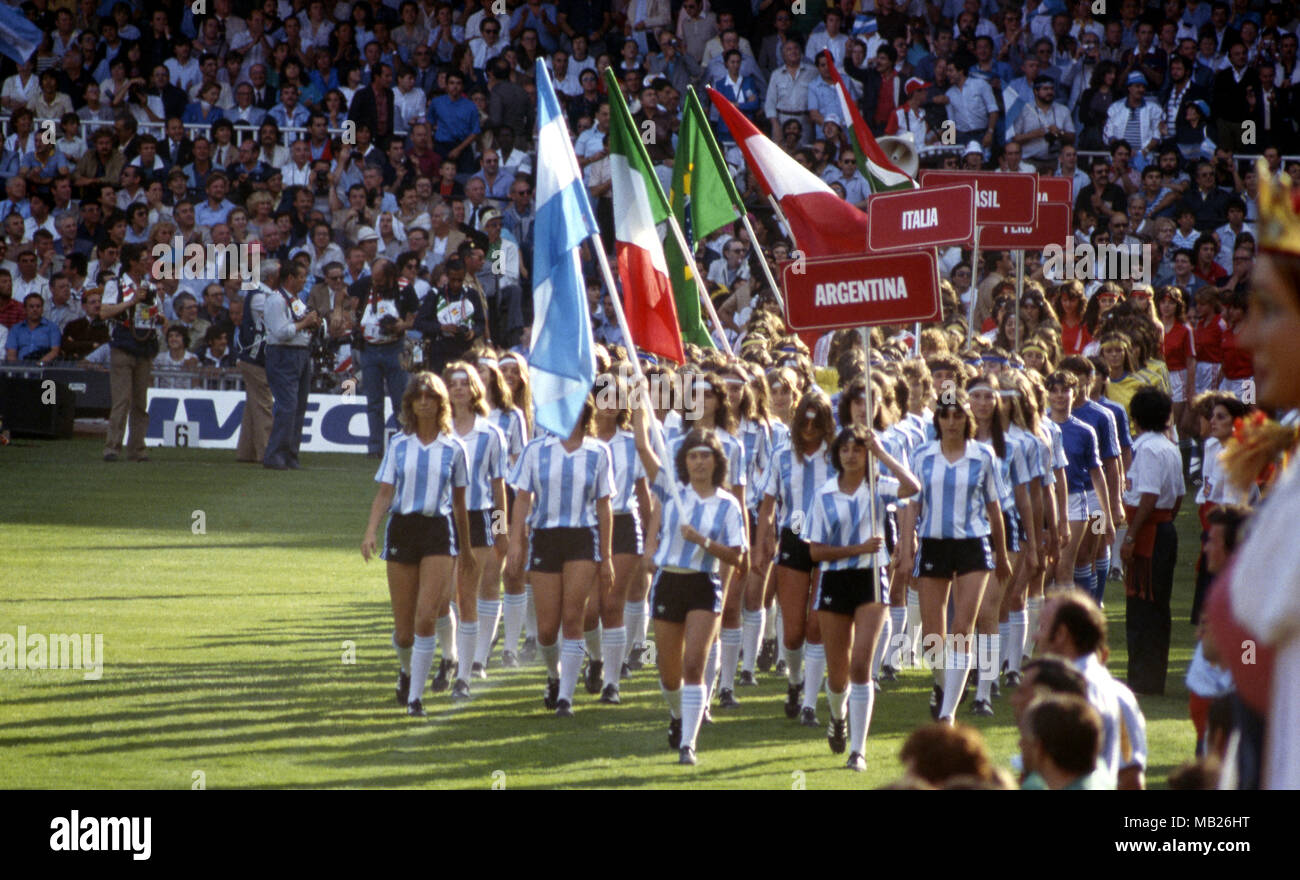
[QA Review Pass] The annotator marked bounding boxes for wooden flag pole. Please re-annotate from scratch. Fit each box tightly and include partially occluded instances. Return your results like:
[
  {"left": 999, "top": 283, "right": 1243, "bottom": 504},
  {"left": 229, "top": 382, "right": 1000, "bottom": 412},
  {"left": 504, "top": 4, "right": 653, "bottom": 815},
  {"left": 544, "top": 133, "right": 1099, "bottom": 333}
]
[
  {"left": 1014, "top": 249, "right": 1025, "bottom": 351},
  {"left": 664, "top": 211, "right": 735, "bottom": 357},
  {"left": 966, "top": 211, "right": 981, "bottom": 347},
  {"left": 740, "top": 211, "right": 785, "bottom": 313}
]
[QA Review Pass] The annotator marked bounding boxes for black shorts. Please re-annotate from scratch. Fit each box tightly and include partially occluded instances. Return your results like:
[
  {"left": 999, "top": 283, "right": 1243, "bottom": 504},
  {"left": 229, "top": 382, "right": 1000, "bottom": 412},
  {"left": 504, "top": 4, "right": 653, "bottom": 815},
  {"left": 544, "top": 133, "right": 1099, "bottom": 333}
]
[
  {"left": 528, "top": 525, "right": 599, "bottom": 573},
  {"left": 383, "top": 512, "right": 455, "bottom": 563},
  {"left": 1002, "top": 511, "right": 1022, "bottom": 554},
  {"left": 650, "top": 569, "right": 723, "bottom": 623},
  {"left": 777, "top": 526, "right": 815, "bottom": 573},
  {"left": 912, "top": 536, "right": 994, "bottom": 579},
  {"left": 468, "top": 509, "right": 494, "bottom": 549},
  {"left": 612, "top": 512, "right": 644, "bottom": 556},
  {"left": 815, "top": 567, "right": 883, "bottom": 614}
]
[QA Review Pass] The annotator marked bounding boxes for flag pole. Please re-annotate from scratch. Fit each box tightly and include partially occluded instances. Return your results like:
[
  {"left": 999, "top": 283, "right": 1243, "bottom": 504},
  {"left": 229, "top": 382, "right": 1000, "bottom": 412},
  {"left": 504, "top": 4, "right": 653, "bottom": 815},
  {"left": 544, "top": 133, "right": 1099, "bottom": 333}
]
[
  {"left": 862, "top": 332, "right": 877, "bottom": 543},
  {"left": 1014, "top": 248, "right": 1025, "bottom": 351},
  {"left": 966, "top": 212, "right": 981, "bottom": 347},
  {"left": 739, "top": 211, "right": 785, "bottom": 312},
  {"left": 665, "top": 211, "right": 735, "bottom": 357}
]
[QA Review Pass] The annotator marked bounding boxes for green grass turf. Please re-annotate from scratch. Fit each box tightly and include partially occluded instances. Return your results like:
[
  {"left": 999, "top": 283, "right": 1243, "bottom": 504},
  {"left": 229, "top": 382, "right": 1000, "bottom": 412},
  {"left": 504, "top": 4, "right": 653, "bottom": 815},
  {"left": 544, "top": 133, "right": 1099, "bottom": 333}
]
[{"left": 0, "top": 437, "right": 1199, "bottom": 789}]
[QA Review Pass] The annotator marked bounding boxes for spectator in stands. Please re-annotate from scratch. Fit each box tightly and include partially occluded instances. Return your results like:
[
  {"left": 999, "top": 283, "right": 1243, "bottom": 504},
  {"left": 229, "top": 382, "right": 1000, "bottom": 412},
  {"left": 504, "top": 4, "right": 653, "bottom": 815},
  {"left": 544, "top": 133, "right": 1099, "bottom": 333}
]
[
  {"left": 45, "top": 273, "right": 81, "bottom": 331},
  {"left": 61, "top": 288, "right": 110, "bottom": 360},
  {"left": 5, "top": 294, "right": 61, "bottom": 363},
  {"left": 197, "top": 325, "right": 237, "bottom": 369}
]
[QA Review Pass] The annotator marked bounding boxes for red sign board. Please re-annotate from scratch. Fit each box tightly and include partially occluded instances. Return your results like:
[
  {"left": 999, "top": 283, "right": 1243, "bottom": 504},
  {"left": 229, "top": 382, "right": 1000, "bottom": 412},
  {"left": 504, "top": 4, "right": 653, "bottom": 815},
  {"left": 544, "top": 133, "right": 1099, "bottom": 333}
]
[
  {"left": 977, "top": 201, "right": 1072, "bottom": 249},
  {"left": 867, "top": 184, "right": 975, "bottom": 252},
  {"left": 916, "top": 170, "right": 1038, "bottom": 225},
  {"left": 782, "top": 252, "right": 941, "bottom": 331},
  {"left": 1038, "top": 177, "right": 1073, "bottom": 204}
]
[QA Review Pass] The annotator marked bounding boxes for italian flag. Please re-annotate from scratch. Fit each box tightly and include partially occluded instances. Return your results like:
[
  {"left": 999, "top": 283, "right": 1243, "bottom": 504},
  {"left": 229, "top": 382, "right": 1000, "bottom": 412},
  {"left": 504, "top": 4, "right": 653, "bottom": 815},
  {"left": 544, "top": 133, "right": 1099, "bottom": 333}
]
[
  {"left": 604, "top": 69, "right": 686, "bottom": 364},
  {"left": 820, "top": 51, "right": 916, "bottom": 193}
]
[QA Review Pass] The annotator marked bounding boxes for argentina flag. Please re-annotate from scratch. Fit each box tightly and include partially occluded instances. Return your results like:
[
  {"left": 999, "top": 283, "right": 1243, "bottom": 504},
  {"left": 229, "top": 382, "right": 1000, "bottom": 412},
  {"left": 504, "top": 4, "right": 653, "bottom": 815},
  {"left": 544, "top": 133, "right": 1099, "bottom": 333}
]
[
  {"left": 528, "top": 58, "right": 599, "bottom": 439},
  {"left": 0, "top": 3, "right": 40, "bottom": 67}
]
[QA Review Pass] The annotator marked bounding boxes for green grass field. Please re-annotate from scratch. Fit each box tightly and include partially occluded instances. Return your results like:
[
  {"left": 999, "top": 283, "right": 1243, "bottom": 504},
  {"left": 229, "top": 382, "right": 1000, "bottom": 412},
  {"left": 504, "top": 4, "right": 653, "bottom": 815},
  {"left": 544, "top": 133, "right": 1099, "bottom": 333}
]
[{"left": 1, "top": 437, "right": 1199, "bottom": 789}]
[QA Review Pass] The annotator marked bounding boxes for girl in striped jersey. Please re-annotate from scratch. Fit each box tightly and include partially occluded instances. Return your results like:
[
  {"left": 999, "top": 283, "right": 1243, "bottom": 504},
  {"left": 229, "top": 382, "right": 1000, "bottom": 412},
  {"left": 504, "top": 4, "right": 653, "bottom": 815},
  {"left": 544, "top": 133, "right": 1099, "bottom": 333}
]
[
  {"left": 739, "top": 365, "right": 792, "bottom": 686},
  {"left": 1027, "top": 375, "right": 1072, "bottom": 658},
  {"left": 630, "top": 396, "right": 747, "bottom": 766},
  {"left": 968, "top": 372, "right": 1039, "bottom": 717},
  {"left": 807, "top": 424, "right": 919, "bottom": 771},
  {"left": 584, "top": 371, "right": 649, "bottom": 704},
  {"left": 757, "top": 391, "right": 837, "bottom": 726},
  {"left": 894, "top": 360, "right": 937, "bottom": 670},
  {"left": 505, "top": 393, "right": 615, "bottom": 718},
  {"left": 362, "top": 372, "right": 477, "bottom": 717},
  {"left": 903, "top": 386, "right": 1012, "bottom": 724},
  {"left": 444, "top": 362, "right": 509, "bottom": 699},
  {"left": 493, "top": 351, "right": 538, "bottom": 663},
  {"left": 477, "top": 355, "right": 528, "bottom": 468}
]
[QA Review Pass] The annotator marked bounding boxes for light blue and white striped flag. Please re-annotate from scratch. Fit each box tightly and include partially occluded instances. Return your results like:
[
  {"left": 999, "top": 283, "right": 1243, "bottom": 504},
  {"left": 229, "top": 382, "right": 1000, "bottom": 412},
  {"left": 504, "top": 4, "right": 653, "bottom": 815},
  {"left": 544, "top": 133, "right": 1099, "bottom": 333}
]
[
  {"left": 0, "top": 3, "right": 41, "bottom": 67},
  {"left": 529, "top": 59, "right": 599, "bottom": 439}
]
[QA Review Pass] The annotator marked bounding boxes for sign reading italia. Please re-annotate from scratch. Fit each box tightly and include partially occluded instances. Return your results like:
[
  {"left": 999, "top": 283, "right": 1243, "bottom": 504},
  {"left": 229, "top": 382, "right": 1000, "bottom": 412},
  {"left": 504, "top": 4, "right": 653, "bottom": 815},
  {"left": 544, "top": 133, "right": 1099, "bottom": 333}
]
[
  {"left": 782, "top": 252, "right": 941, "bottom": 330},
  {"left": 916, "top": 170, "right": 1038, "bottom": 225},
  {"left": 867, "top": 183, "right": 975, "bottom": 252},
  {"left": 978, "top": 201, "right": 1072, "bottom": 249},
  {"left": 1037, "top": 177, "right": 1073, "bottom": 204}
]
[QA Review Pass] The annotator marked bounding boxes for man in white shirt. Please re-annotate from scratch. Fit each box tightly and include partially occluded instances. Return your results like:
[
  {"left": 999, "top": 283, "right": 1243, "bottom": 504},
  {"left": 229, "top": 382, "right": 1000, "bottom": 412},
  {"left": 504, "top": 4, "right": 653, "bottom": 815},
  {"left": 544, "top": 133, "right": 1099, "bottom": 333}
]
[
  {"left": 765, "top": 39, "right": 816, "bottom": 142},
  {"left": 164, "top": 40, "right": 202, "bottom": 92},
  {"left": 805, "top": 8, "right": 848, "bottom": 69},
  {"left": 707, "top": 239, "right": 751, "bottom": 289},
  {"left": 280, "top": 139, "right": 313, "bottom": 188}
]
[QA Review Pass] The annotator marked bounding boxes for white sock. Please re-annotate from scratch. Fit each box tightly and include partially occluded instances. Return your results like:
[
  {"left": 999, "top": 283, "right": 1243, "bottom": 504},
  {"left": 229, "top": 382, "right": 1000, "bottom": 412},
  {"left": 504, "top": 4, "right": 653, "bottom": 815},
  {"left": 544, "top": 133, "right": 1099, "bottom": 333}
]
[
  {"left": 436, "top": 613, "right": 457, "bottom": 665},
  {"left": 906, "top": 589, "right": 923, "bottom": 666},
  {"left": 848, "top": 681, "right": 875, "bottom": 755},
  {"left": 475, "top": 600, "right": 501, "bottom": 666},
  {"left": 828, "top": 686, "right": 847, "bottom": 721},
  {"left": 624, "top": 600, "right": 646, "bottom": 657},
  {"left": 741, "top": 608, "right": 764, "bottom": 673},
  {"left": 524, "top": 586, "right": 537, "bottom": 639},
  {"left": 784, "top": 642, "right": 804, "bottom": 685},
  {"left": 998, "top": 621, "right": 1011, "bottom": 670},
  {"left": 704, "top": 638, "right": 720, "bottom": 700},
  {"left": 601, "top": 626, "right": 626, "bottom": 688},
  {"left": 1007, "top": 611, "right": 1028, "bottom": 673},
  {"left": 887, "top": 606, "right": 907, "bottom": 667},
  {"left": 540, "top": 640, "right": 560, "bottom": 680},
  {"left": 1025, "top": 596, "right": 1043, "bottom": 658},
  {"left": 940, "top": 652, "right": 971, "bottom": 720},
  {"left": 409, "top": 633, "right": 437, "bottom": 705},
  {"left": 393, "top": 632, "right": 412, "bottom": 674},
  {"left": 584, "top": 626, "right": 602, "bottom": 659},
  {"left": 976, "top": 634, "right": 993, "bottom": 702},
  {"left": 661, "top": 682, "right": 682, "bottom": 718},
  {"left": 455, "top": 621, "right": 478, "bottom": 683},
  {"left": 502, "top": 592, "right": 526, "bottom": 653},
  {"left": 873, "top": 614, "right": 892, "bottom": 678},
  {"left": 558, "top": 639, "right": 584, "bottom": 702},
  {"left": 987, "top": 633, "right": 1000, "bottom": 691},
  {"left": 802, "top": 642, "right": 826, "bottom": 711},
  {"left": 632, "top": 599, "right": 650, "bottom": 650},
  {"left": 681, "top": 683, "right": 707, "bottom": 750},
  {"left": 719, "top": 627, "right": 742, "bottom": 690},
  {"left": 765, "top": 603, "right": 778, "bottom": 640}
]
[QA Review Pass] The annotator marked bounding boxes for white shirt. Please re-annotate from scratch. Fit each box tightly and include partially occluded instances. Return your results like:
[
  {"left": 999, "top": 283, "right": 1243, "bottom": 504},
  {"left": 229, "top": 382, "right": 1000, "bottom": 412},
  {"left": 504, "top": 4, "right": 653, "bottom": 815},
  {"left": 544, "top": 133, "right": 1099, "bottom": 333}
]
[
  {"left": 1122, "top": 430, "right": 1183, "bottom": 509},
  {"left": 1074, "top": 652, "right": 1124, "bottom": 785}
]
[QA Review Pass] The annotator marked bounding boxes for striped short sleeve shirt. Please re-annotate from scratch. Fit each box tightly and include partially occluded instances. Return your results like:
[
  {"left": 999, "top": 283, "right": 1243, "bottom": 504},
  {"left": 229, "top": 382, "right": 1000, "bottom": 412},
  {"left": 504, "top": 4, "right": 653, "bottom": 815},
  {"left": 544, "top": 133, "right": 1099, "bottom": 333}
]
[
  {"left": 909, "top": 439, "right": 1004, "bottom": 539},
  {"left": 489, "top": 407, "right": 527, "bottom": 463},
  {"left": 648, "top": 468, "right": 746, "bottom": 573},
  {"left": 761, "top": 441, "right": 835, "bottom": 534},
  {"left": 738, "top": 418, "right": 775, "bottom": 510},
  {"left": 376, "top": 431, "right": 469, "bottom": 516},
  {"left": 604, "top": 429, "right": 645, "bottom": 516},
  {"left": 806, "top": 474, "right": 900, "bottom": 571},
  {"left": 454, "top": 416, "right": 508, "bottom": 511},
  {"left": 509, "top": 434, "right": 614, "bottom": 529}
]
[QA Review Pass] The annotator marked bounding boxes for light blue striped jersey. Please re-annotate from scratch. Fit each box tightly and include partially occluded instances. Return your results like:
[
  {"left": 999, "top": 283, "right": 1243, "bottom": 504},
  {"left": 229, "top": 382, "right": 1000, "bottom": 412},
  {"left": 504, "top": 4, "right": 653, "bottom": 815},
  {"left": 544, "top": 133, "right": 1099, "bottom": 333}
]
[
  {"left": 663, "top": 409, "right": 684, "bottom": 444},
  {"left": 648, "top": 468, "right": 747, "bottom": 573},
  {"left": 452, "top": 415, "right": 508, "bottom": 511},
  {"left": 806, "top": 474, "right": 901, "bottom": 571},
  {"left": 909, "top": 439, "right": 1006, "bottom": 539},
  {"left": 760, "top": 441, "right": 835, "bottom": 535},
  {"left": 667, "top": 428, "right": 746, "bottom": 492},
  {"left": 737, "top": 418, "right": 775, "bottom": 511},
  {"left": 895, "top": 413, "right": 927, "bottom": 456},
  {"left": 376, "top": 431, "right": 469, "bottom": 516},
  {"left": 508, "top": 434, "right": 614, "bottom": 529},
  {"left": 488, "top": 407, "right": 528, "bottom": 464},
  {"left": 601, "top": 429, "right": 645, "bottom": 517},
  {"left": 1007, "top": 424, "right": 1046, "bottom": 483}
]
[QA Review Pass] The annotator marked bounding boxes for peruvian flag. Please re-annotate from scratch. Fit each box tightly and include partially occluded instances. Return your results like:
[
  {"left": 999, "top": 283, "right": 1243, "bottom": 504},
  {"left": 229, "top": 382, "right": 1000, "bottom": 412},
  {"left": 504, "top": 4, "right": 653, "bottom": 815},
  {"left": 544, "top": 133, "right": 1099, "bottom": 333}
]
[{"left": 706, "top": 86, "right": 870, "bottom": 256}]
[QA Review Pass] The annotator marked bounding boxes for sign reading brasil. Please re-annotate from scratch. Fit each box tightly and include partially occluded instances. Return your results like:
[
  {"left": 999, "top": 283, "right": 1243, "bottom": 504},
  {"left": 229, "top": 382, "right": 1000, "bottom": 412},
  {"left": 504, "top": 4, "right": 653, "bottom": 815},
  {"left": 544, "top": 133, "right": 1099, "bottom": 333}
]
[{"left": 916, "top": 170, "right": 1038, "bottom": 226}]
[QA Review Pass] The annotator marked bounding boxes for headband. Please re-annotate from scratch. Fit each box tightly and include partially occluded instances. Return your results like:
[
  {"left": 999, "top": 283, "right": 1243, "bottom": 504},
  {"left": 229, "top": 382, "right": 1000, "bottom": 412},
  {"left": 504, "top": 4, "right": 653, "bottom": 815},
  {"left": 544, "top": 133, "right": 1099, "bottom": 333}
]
[
  {"left": 477, "top": 356, "right": 498, "bottom": 367},
  {"left": 450, "top": 370, "right": 469, "bottom": 381},
  {"left": 1021, "top": 343, "right": 1048, "bottom": 356},
  {"left": 499, "top": 353, "right": 522, "bottom": 366},
  {"left": 687, "top": 445, "right": 714, "bottom": 454}
]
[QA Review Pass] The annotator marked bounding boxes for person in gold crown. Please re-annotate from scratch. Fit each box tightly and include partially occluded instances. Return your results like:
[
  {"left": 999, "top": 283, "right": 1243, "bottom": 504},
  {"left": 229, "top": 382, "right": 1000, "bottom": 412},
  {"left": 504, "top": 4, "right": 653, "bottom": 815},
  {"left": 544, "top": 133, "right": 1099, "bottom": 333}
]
[{"left": 1203, "top": 160, "right": 1300, "bottom": 789}]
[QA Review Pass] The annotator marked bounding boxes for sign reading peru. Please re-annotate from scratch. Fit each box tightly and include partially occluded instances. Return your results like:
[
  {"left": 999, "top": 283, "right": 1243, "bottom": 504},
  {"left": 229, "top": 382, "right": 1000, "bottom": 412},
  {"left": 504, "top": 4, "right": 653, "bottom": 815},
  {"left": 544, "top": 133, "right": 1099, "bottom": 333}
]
[
  {"left": 782, "top": 252, "right": 941, "bottom": 330},
  {"left": 978, "top": 201, "right": 1072, "bottom": 249},
  {"left": 917, "top": 170, "right": 1038, "bottom": 225},
  {"left": 867, "top": 183, "right": 975, "bottom": 251}
]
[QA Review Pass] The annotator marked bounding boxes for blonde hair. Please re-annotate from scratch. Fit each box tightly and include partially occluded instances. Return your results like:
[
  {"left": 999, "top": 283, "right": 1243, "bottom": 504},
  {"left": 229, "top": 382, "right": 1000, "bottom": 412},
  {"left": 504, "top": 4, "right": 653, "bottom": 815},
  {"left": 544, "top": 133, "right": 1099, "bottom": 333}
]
[
  {"left": 443, "top": 360, "right": 489, "bottom": 416},
  {"left": 399, "top": 371, "right": 452, "bottom": 434}
]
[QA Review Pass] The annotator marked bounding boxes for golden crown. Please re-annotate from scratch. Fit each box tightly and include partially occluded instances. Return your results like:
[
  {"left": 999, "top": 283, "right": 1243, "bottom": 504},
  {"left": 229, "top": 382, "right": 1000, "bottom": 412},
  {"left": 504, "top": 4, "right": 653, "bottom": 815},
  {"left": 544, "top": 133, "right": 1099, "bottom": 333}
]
[{"left": 1256, "top": 159, "right": 1300, "bottom": 256}]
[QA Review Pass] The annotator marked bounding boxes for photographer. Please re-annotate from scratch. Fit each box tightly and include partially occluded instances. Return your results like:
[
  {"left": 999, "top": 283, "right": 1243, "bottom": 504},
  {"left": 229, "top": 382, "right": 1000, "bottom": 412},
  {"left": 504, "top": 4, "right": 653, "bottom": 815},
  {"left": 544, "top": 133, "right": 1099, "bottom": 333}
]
[
  {"left": 262, "top": 261, "right": 321, "bottom": 470},
  {"left": 1011, "top": 75, "right": 1075, "bottom": 174},
  {"left": 355, "top": 258, "right": 418, "bottom": 457},
  {"left": 237, "top": 259, "right": 277, "bottom": 464},
  {"left": 415, "top": 255, "right": 486, "bottom": 374},
  {"left": 98, "top": 243, "right": 162, "bottom": 462}
]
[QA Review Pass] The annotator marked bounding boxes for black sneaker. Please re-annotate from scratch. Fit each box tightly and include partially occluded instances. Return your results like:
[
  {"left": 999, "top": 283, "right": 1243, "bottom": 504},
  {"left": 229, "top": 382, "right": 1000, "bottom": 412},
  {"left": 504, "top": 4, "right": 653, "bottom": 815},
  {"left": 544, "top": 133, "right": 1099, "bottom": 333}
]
[
  {"left": 543, "top": 677, "right": 560, "bottom": 709},
  {"left": 1005, "top": 670, "right": 1023, "bottom": 688},
  {"left": 737, "top": 670, "right": 757, "bottom": 687},
  {"left": 845, "top": 751, "right": 867, "bottom": 772},
  {"left": 501, "top": 650, "right": 519, "bottom": 669},
  {"left": 396, "top": 669, "right": 411, "bottom": 705},
  {"left": 471, "top": 662, "right": 487, "bottom": 680},
  {"left": 627, "top": 645, "right": 646, "bottom": 671},
  {"left": 757, "top": 638, "right": 776, "bottom": 672},
  {"left": 599, "top": 683, "right": 621, "bottom": 704},
  {"left": 718, "top": 687, "right": 740, "bottom": 709},
  {"left": 678, "top": 746, "right": 697, "bottom": 765},
  {"left": 451, "top": 679, "right": 471, "bottom": 700},
  {"left": 774, "top": 657, "right": 788, "bottom": 676},
  {"left": 102, "top": 452, "right": 119, "bottom": 462},
  {"left": 971, "top": 698, "right": 994, "bottom": 717},
  {"left": 406, "top": 699, "right": 426, "bottom": 717},
  {"left": 584, "top": 659, "right": 604, "bottom": 694},
  {"left": 989, "top": 677, "right": 1001, "bottom": 699},
  {"left": 620, "top": 661, "right": 630, "bottom": 680},
  {"left": 668, "top": 716, "right": 682, "bottom": 749},
  {"left": 555, "top": 698, "right": 574, "bottom": 718},
  {"left": 431, "top": 658, "right": 452, "bottom": 692},
  {"left": 799, "top": 706, "right": 819, "bottom": 727},
  {"left": 784, "top": 682, "right": 803, "bottom": 718},
  {"left": 879, "top": 664, "right": 899, "bottom": 682},
  {"left": 519, "top": 637, "right": 538, "bottom": 663},
  {"left": 929, "top": 684, "right": 943, "bottom": 720},
  {"left": 827, "top": 718, "right": 848, "bottom": 754}
]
